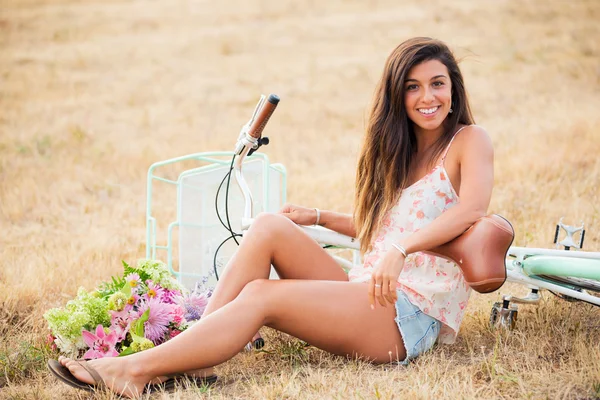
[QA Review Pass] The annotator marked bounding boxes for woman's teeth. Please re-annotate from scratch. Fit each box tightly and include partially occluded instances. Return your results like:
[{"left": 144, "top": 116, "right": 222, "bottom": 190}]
[{"left": 418, "top": 106, "right": 439, "bottom": 115}]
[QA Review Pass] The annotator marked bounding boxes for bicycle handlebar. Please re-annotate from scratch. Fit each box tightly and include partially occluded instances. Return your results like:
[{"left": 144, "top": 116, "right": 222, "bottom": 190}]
[{"left": 247, "top": 94, "right": 280, "bottom": 139}]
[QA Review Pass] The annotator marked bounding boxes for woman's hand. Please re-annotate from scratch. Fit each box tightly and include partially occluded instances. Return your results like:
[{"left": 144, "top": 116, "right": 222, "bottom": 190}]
[
  {"left": 278, "top": 203, "right": 319, "bottom": 226},
  {"left": 369, "top": 247, "right": 406, "bottom": 309}
]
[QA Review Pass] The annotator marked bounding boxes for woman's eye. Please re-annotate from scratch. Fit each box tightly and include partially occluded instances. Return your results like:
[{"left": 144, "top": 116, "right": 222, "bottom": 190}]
[
  {"left": 406, "top": 84, "right": 418, "bottom": 91},
  {"left": 432, "top": 81, "right": 444, "bottom": 87}
]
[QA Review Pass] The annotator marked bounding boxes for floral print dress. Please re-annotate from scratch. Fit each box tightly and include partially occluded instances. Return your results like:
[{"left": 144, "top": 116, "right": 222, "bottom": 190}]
[{"left": 348, "top": 126, "right": 471, "bottom": 344}]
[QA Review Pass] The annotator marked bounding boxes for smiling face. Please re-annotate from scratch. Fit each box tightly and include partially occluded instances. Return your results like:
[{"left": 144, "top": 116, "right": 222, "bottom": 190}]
[{"left": 404, "top": 59, "right": 453, "bottom": 133}]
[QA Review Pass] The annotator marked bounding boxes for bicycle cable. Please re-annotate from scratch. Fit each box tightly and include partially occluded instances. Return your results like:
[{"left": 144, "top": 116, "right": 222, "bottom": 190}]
[
  {"left": 215, "top": 170, "right": 231, "bottom": 232},
  {"left": 213, "top": 233, "right": 243, "bottom": 281},
  {"left": 224, "top": 155, "right": 240, "bottom": 245},
  {"left": 212, "top": 154, "right": 243, "bottom": 281},
  {"left": 214, "top": 155, "right": 241, "bottom": 245}
]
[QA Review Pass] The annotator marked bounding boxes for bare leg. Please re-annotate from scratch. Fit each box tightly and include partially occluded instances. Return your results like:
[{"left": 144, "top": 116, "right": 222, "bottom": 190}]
[
  {"left": 203, "top": 212, "right": 348, "bottom": 316},
  {"left": 185, "top": 212, "right": 348, "bottom": 376},
  {"left": 59, "top": 280, "right": 404, "bottom": 398}
]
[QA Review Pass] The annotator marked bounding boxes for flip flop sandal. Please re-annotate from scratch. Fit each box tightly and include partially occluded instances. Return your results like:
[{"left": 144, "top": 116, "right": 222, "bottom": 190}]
[{"left": 47, "top": 359, "right": 205, "bottom": 395}]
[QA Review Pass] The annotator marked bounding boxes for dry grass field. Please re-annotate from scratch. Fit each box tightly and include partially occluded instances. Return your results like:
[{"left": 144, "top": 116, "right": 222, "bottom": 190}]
[{"left": 1, "top": 0, "right": 600, "bottom": 398}]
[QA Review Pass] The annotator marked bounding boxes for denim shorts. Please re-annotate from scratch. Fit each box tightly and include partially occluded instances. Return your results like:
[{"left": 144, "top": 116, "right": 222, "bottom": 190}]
[{"left": 394, "top": 290, "right": 441, "bottom": 365}]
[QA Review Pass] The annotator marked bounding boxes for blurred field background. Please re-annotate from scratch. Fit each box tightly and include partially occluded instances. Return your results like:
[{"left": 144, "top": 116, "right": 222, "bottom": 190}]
[{"left": 1, "top": 0, "right": 600, "bottom": 398}]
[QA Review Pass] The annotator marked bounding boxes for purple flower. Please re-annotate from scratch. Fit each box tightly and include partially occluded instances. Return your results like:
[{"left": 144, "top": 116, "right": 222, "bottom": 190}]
[
  {"left": 82, "top": 325, "right": 119, "bottom": 359},
  {"left": 137, "top": 298, "right": 174, "bottom": 344},
  {"left": 178, "top": 291, "right": 209, "bottom": 322}
]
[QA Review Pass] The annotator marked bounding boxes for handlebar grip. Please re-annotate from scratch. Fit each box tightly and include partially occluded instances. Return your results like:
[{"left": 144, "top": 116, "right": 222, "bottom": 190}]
[{"left": 247, "top": 94, "right": 280, "bottom": 139}]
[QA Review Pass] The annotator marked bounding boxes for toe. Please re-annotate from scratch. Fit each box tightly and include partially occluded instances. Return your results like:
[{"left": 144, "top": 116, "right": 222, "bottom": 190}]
[{"left": 65, "top": 360, "right": 96, "bottom": 386}]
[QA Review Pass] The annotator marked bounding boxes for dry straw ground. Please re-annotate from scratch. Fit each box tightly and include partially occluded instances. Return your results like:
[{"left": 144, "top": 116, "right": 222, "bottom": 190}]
[{"left": 1, "top": 0, "right": 600, "bottom": 399}]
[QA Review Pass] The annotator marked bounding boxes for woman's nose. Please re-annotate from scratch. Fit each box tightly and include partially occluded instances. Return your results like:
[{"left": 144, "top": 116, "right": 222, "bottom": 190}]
[{"left": 422, "top": 88, "right": 435, "bottom": 103}]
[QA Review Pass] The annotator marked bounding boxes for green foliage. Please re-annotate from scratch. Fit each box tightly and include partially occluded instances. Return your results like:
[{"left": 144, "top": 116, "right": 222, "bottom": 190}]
[
  {"left": 134, "top": 259, "right": 186, "bottom": 292},
  {"left": 131, "top": 308, "right": 150, "bottom": 337},
  {"left": 96, "top": 275, "right": 127, "bottom": 300},
  {"left": 43, "top": 288, "right": 110, "bottom": 352},
  {"left": 123, "top": 260, "right": 152, "bottom": 284},
  {"left": 107, "top": 292, "right": 128, "bottom": 311}
]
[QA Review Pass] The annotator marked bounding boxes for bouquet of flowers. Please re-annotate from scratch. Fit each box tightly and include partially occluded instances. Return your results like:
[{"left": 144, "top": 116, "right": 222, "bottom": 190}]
[{"left": 44, "top": 259, "right": 211, "bottom": 359}]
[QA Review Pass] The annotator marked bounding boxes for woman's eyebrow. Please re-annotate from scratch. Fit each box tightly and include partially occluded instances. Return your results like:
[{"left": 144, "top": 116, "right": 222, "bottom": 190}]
[{"left": 405, "top": 75, "right": 448, "bottom": 83}]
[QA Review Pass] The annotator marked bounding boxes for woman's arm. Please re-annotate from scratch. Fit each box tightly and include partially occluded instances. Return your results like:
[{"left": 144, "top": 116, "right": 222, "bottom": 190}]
[
  {"left": 317, "top": 210, "right": 357, "bottom": 238},
  {"left": 278, "top": 204, "right": 357, "bottom": 238},
  {"left": 369, "top": 126, "right": 494, "bottom": 309},
  {"left": 400, "top": 125, "right": 494, "bottom": 254}
]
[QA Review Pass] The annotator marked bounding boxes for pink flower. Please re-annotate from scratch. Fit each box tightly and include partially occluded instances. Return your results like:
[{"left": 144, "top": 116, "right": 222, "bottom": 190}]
[
  {"left": 125, "top": 293, "right": 140, "bottom": 311},
  {"left": 144, "top": 281, "right": 165, "bottom": 302},
  {"left": 172, "top": 305, "right": 185, "bottom": 325},
  {"left": 125, "top": 273, "right": 141, "bottom": 288},
  {"left": 46, "top": 334, "right": 57, "bottom": 351},
  {"left": 170, "top": 329, "right": 182, "bottom": 339},
  {"left": 161, "top": 288, "right": 182, "bottom": 304},
  {"left": 110, "top": 309, "right": 135, "bottom": 342},
  {"left": 82, "top": 325, "right": 119, "bottom": 359},
  {"left": 137, "top": 298, "right": 174, "bottom": 344},
  {"left": 382, "top": 216, "right": 392, "bottom": 228}
]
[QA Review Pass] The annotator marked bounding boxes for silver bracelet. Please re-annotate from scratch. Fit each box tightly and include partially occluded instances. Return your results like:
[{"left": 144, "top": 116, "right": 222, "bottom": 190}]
[
  {"left": 314, "top": 208, "right": 321, "bottom": 226},
  {"left": 391, "top": 243, "right": 407, "bottom": 258}
]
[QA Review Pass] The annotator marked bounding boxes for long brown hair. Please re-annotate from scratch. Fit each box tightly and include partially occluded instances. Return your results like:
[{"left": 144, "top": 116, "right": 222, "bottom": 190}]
[{"left": 354, "top": 37, "right": 474, "bottom": 253}]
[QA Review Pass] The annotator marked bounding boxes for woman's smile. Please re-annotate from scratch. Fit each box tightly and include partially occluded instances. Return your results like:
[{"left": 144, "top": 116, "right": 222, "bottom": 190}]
[{"left": 417, "top": 106, "right": 440, "bottom": 118}]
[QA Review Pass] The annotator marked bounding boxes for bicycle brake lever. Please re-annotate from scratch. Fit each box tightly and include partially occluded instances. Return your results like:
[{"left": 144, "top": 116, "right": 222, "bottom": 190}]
[{"left": 248, "top": 137, "right": 269, "bottom": 156}]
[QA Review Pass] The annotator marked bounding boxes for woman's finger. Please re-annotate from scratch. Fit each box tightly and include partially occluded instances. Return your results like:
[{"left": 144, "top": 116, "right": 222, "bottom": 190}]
[
  {"left": 390, "top": 281, "right": 398, "bottom": 302},
  {"left": 382, "top": 276, "right": 395, "bottom": 305},
  {"left": 368, "top": 277, "right": 376, "bottom": 309},
  {"left": 375, "top": 278, "right": 386, "bottom": 307}
]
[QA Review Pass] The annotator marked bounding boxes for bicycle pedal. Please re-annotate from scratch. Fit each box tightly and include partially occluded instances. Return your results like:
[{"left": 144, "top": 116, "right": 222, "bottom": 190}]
[
  {"left": 490, "top": 301, "right": 518, "bottom": 330},
  {"left": 555, "top": 217, "right": 585, "bottom": 250},
  {"left": 253, "top": 338, "right": 265, "bottom": 349}
]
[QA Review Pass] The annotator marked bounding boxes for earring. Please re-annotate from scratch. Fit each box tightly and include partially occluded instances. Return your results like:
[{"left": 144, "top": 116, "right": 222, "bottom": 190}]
[
  {"left": 449, "top": 108, "right": 453, "bottom": 114},
  {"left": 449, "top": 101, "right": 454, "bottom": 114}
]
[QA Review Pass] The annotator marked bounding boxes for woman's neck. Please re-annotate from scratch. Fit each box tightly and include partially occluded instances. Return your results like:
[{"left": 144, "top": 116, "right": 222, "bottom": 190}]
[{"left": 413, "top": 124, "right": 445, "bottom": 153}]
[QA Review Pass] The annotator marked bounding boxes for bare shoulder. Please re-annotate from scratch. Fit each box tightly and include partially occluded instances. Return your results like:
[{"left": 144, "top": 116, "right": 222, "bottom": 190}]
[{"left": 454, "top": 125, "right": 493, "bottom": 159}]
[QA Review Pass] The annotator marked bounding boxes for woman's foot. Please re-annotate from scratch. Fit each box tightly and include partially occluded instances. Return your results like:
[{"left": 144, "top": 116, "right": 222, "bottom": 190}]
[{"left": 58, "top": 356, "right": 150, "bottom": 398}]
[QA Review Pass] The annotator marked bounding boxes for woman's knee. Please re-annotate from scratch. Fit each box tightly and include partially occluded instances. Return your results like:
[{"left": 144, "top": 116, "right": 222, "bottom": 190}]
[
  {"left": 248, "top": 212, "right": 295, "bottom": 240},
  {"left": 236, "top": 279, "right": 273, "bottom": 312}
]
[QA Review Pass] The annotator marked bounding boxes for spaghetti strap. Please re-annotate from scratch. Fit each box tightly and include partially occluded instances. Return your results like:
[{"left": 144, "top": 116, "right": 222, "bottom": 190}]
[{"left": 441, "top": 125, "right": 471, "bottom": 161}]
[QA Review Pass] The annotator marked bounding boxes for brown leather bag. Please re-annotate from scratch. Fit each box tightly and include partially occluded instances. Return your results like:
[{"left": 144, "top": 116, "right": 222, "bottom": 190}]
[{"left": 426, "top": 214, "right": 514, "bottom": 293}]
